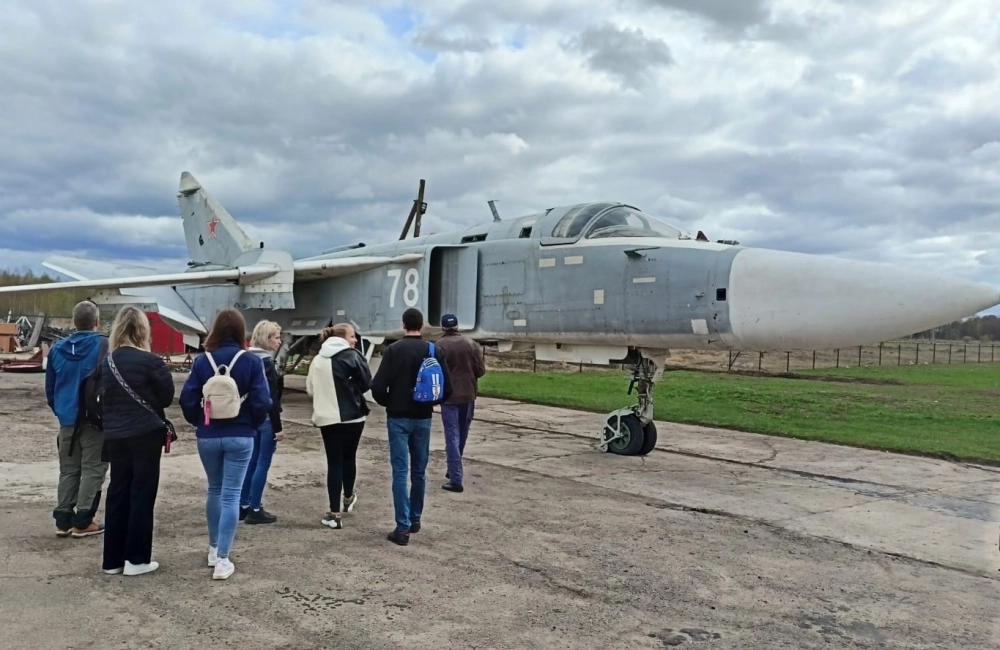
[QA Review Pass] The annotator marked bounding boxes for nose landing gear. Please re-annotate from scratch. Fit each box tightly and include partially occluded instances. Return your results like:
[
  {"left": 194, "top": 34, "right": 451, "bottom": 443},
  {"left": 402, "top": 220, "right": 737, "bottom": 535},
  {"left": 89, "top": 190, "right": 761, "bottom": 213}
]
[{"left": 598, "top": 349, "right": 666, "bottom": 456}]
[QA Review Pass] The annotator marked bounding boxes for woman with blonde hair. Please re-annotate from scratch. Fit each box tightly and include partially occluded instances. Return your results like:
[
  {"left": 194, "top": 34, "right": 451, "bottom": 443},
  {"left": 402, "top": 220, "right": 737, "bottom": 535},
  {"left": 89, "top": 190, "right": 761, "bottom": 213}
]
[
  {"left": 99, "top": 306, "right": 175, "bottom": 577},
  {"left": 238, "top": 319, "right": 285, "bottom": 524},
  {"left": 306, "top": 323, "right": 371, "bottom": 530}
]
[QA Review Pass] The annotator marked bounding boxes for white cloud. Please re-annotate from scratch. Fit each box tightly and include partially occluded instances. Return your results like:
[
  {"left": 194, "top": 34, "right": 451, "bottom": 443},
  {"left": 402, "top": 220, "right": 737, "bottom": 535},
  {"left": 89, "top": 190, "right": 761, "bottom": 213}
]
[{"left": 0, "top": 0, "right": 998, "bottom": 316}]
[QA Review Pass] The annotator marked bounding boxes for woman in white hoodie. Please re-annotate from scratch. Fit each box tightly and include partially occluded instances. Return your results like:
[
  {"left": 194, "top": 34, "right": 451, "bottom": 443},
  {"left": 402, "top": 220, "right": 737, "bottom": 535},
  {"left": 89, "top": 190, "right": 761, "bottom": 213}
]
[{"left": 306, "top": 323, "right": 372, "bottom": 529}]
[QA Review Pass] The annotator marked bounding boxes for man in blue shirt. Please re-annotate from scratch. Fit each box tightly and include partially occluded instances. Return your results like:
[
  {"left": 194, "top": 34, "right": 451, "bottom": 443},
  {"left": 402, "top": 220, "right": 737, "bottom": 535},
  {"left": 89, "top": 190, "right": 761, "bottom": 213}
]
[{"left": 46, "top": 300, "right": 109, "bottom": 538}]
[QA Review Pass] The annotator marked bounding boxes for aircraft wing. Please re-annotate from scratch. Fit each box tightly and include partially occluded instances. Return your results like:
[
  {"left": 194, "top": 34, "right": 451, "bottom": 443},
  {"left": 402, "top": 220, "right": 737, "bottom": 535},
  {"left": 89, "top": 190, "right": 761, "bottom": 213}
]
[
  {"left": 292, "top": 253, "right": 424, "bottom": 281},
  {"left": 0, "top": 251, "right": 426, "bottom": 293},
  {"left": 0, "top": 256, "right": 278, "bottom": 294}
]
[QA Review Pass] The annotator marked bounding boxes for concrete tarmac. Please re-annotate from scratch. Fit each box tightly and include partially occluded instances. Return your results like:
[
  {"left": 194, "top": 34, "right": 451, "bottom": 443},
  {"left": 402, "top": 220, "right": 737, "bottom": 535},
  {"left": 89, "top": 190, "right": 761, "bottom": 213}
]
[{"left": 0, "top": 370, "right": 998, "bottom": 649}]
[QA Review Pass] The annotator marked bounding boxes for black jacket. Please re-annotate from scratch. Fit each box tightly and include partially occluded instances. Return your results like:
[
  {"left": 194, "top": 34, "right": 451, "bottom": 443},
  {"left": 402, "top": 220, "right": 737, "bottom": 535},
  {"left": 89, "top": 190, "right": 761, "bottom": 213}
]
[
  {"left": 370, "top": 335, "right": 451, "bottom": 419},
  {"left": 331, "top": 346, "right": 372, "bottom": 423},
  {"left": 100, "top": 347, "right": 175, "bottom": 440},
  {"left": 249, "top": 348, "right": 284, "bottom": 433}
]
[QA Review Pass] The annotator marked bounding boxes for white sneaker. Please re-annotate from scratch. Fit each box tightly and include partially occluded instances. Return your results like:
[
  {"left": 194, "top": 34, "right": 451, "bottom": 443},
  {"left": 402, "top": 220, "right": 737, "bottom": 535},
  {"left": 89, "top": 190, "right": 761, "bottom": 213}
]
[
  {"left": 213, "top": 558, "right": 235, "bottom": 580},
  {"left": 103, "top": 566, "right": 123, "bottom": 575},
  {"left": 344, "top": 492, "right": 358, "bottom": 513},
  {"left": 207, "top": 546, "right": 218, "bottom": 567},
  {"left": 123, "top": 561, "right": 159, "bottom": 576}
]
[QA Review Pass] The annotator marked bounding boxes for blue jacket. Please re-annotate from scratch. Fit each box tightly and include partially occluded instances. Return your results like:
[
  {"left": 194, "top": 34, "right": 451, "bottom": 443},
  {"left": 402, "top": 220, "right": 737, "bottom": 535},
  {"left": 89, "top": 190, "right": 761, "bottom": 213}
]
[
  {"left": 45, "top": 331, "right": 104, "bottom": 427},
  {"left": 179, "top": 341, "right": 272, "bottom": 438}
]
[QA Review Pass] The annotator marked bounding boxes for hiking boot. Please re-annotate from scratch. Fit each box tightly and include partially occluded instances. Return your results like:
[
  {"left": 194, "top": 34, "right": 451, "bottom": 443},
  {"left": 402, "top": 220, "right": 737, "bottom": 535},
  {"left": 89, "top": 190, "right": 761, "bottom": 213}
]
[
  {"left": 245, "top": 508, "right": 277, "bottom": 524},
  {"left": 321, "top": 512, "right": 342, "bottom": 529},
  {"left": 409, "top": 519, "right": 421, "bottom": 534},
  {"left": 71, "top": 523, "right": 104, "bottom": 538},
  {"left": 442, "top": 482, "right": 464, "bottom": 493},
  {"left": 387, "top": 530, "right": 409, "bottom": 546},
  {"left": 343, "top": 492, "right": 358, "bottom": 513}
]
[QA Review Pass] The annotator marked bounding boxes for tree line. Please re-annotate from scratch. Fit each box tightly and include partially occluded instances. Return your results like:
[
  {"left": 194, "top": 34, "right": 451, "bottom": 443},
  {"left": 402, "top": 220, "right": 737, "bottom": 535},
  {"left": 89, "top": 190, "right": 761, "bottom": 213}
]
[
  {"left": 1, "top": 269, "right": 91, "bottom": 319},
  {"left": 910, "top": 315, "right": 1000, "bottom": 342}
]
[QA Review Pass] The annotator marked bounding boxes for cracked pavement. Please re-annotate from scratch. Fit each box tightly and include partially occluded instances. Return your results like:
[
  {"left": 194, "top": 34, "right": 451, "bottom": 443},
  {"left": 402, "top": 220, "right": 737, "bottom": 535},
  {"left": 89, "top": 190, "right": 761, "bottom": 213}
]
[{"left": 1, "top": 371, "right": 998, "bottom": 649}]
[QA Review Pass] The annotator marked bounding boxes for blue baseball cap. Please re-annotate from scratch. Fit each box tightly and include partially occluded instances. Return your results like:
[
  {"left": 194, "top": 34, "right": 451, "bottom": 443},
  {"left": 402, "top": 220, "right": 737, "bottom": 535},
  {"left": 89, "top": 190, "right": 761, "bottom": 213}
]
[{"left": 441, "top": 313, "right": 458, "bottom": 328}]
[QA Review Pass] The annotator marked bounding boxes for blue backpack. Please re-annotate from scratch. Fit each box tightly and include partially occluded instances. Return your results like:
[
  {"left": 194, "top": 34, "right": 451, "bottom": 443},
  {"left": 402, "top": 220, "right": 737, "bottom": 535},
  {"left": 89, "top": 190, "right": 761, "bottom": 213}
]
[{"left": 413, "top": 342, "right": 445, "bottom": 403}]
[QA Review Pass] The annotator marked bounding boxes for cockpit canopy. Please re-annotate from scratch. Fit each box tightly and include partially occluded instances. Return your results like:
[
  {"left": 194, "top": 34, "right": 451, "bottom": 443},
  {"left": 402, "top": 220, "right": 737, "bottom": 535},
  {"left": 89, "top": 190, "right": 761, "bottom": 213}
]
[{"left": 549, "top": 203, "right": 692, "bottom": 241}]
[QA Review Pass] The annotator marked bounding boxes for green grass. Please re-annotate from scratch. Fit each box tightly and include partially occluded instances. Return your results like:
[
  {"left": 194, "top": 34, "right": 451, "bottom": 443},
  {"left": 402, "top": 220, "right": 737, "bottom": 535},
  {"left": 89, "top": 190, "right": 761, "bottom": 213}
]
[{"left": 477, "top": 363, "right": 1000, "bottom": 462}]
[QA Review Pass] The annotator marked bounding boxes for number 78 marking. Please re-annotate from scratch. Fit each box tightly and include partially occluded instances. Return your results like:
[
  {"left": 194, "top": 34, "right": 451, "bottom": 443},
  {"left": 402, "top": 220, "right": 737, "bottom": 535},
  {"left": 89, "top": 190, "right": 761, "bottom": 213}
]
[{"left": 387, "top": 268, "right": 420, "bottom": 308}]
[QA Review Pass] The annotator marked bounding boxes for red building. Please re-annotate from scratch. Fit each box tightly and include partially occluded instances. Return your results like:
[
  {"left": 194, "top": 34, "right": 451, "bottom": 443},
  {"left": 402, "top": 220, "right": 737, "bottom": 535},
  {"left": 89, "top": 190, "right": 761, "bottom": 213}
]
[{"left": 147, "top": 312, "right": 185, "bottom": 355}]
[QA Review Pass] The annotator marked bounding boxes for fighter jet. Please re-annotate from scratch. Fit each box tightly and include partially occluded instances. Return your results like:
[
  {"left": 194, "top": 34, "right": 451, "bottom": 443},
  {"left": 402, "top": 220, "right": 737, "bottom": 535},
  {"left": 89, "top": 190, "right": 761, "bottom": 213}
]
[{"left": 3, "top": 172, "right": 997, "bottom": 456}]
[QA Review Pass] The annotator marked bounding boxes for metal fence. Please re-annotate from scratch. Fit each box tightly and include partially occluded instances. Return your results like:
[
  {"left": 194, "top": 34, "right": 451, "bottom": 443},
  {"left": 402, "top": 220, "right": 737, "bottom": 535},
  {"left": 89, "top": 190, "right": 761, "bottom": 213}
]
[{"left": 482, "top": 340, "right": 1000, "bottom": 374}]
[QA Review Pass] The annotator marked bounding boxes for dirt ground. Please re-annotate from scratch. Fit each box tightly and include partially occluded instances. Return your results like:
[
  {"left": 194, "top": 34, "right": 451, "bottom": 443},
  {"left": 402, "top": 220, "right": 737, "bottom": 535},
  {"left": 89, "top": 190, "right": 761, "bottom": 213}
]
[{"left": 1, "top": 369, "right": 998, "bottom": 649}]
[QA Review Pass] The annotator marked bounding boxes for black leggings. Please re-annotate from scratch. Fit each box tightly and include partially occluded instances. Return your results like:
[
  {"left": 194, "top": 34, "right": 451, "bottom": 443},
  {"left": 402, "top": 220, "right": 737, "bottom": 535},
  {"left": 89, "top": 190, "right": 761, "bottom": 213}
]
[{"left": 320, "top": 422, "right": 365, "bottom": 512}]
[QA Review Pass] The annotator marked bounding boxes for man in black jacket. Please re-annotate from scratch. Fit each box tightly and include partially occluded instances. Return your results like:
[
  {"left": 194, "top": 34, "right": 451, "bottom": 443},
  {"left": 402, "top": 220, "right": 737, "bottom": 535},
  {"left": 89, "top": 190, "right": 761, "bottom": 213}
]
[{"left": 370, "top": 307, "right": 451, "bottom": 545}]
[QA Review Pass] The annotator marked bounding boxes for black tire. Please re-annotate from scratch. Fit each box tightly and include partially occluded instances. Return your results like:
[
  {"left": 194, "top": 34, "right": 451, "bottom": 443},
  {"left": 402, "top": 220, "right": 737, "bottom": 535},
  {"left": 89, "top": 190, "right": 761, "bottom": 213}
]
[
  {"left": 637, "top": 421, "right": 657, "bottom": 456},
  {"left": 604, "top": 413, "right": 645, "bottom": 455}
]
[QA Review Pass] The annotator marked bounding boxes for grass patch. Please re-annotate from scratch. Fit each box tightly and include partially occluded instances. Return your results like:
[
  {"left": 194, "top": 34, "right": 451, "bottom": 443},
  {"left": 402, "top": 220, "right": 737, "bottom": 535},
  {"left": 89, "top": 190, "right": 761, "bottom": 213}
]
[{"left": 478, "top": 363, "right": 1000, "bottom": 463}]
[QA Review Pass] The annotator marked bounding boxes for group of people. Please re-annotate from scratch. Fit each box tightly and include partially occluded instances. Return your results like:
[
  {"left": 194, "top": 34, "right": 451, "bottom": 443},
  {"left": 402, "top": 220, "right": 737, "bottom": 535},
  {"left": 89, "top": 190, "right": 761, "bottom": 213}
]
[{"left": 45, "top": 299, "right": 486, "bottom": 578}]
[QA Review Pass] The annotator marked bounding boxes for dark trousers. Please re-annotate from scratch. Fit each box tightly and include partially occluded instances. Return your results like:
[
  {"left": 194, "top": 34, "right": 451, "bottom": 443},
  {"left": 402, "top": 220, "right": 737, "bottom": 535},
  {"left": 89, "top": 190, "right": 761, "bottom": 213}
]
[
  {"left": 320, "top": 422, "right": 365, "bottom": 513},
  {"left": 102, "top": 433, "right": 162, "bottom": 570},
  {"left": 440, "top": 402, "right": 474, "bottom": 485}
]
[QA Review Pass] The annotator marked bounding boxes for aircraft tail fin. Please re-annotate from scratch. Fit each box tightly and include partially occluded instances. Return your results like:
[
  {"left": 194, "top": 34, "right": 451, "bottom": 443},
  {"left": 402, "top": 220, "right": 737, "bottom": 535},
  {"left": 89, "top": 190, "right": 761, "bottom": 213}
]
[{"left": 177, "top": 172, "right": 259, "bottom": 267}]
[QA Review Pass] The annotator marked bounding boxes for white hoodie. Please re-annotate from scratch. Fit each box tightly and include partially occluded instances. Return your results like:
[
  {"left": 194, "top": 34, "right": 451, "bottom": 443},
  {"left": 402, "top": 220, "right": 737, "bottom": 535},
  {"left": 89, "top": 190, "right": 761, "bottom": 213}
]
[{"left": 306, "top": 336, "right": 365, "bottom": 426}]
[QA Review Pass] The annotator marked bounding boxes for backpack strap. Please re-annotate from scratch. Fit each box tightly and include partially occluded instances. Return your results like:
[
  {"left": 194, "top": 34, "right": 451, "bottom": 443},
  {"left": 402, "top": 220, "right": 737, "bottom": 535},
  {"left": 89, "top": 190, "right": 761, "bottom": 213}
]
[
  {"left": 228, "top": 349, "right": 246, "bottom": 371},
  {"left": 204, "top": 351, "right": 220, "bottom": 374}
]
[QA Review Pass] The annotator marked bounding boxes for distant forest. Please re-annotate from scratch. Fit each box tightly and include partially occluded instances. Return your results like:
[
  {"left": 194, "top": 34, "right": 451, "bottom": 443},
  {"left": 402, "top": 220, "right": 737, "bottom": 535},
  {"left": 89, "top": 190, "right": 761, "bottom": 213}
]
[
  {"left": 1, "top": 268, "right": 997, "bottom": 342},
  {"left": 1, "top": 269, "right": 91, "bottom": 319}
]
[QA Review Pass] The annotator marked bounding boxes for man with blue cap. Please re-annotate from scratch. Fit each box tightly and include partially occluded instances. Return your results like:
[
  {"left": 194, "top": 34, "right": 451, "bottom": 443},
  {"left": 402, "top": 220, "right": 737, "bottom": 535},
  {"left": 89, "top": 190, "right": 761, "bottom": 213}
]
[{"left": 434, "top": 313, "right": 486, "bottom": 492}]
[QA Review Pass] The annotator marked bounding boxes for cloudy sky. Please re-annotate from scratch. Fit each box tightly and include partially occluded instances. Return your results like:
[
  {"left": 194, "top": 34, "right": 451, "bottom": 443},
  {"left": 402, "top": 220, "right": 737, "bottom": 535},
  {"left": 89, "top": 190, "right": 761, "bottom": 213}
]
[{"left": 2, "top": 1, "right": 999, "bottom": 301}]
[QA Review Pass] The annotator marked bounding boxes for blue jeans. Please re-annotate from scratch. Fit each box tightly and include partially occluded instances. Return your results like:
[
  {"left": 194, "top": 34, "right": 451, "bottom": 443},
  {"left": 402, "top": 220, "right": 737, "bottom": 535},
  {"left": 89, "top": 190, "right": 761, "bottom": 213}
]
[
  {"left": 440, "top": 402, "right": 474, "bottom": 486},
  {"left": 197, "top": 436, "right": 253, "bottom": 558},
  {"left": 387, "top": 417, "right": 431, "bottom": 532},
  {"left": 240, "top": 421, "right": 276, "bottom": 510}
]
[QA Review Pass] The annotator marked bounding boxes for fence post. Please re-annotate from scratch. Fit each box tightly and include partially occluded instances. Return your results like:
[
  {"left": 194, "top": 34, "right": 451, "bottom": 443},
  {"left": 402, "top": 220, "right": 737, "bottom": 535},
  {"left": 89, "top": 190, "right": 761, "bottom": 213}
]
[
  {"left": 758, "top": 352, "right": 763, "bottom": 371},
  {"left": 813, "top": 350, "right": 816, "bottom": 369},
  {"left": 948, "top": 344, "right": 952, "bottom": 364},
  {"left": 916, "top": 343, "right": 919, "bottom": 364},
  {"left": 964, "top": 345, "right": 967, "bottom": 363},
  {"left": 836, "top": 349, "right": 840, "bottom": 367},
  {"left": 786, "top": 351, "right": 790, "bottom": 373},
  {"left": 978, "top": 344, "right": 982, "bottom": 363},
  {"left": 932, "top": 344, "right": 936, "bottom": 363},
  {"left": 897, "top": 344, "right": 901, "bottom": 365},
  {"left": 878, "top": 343, "right": 882, "bottom": 366},
  {"left": 858, "top": 345, "right": 862, "bottom": 367}
]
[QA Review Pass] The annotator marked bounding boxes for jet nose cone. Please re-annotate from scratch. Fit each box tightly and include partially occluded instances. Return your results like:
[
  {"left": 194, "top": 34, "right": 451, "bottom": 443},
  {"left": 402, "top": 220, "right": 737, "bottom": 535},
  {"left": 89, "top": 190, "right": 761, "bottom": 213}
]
[{"left": 725, "top": 248, "right": 999, "bottom": 351}]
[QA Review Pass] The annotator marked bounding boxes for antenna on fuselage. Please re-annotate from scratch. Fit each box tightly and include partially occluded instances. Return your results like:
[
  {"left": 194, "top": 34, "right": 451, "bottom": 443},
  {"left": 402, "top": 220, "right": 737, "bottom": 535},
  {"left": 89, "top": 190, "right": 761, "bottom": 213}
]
[
  {"left": 399, "top": 179, "right": 427, "bottom": 240},
  {"left": 488, "top": 200, "right": 501, "bottom": 222}
]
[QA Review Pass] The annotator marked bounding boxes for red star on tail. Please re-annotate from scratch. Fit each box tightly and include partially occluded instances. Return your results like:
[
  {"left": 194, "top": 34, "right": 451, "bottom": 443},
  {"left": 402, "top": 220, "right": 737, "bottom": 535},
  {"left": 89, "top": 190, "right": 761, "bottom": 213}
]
[{"left": 207, "top": 217, "right": 220, "bottom": 238}]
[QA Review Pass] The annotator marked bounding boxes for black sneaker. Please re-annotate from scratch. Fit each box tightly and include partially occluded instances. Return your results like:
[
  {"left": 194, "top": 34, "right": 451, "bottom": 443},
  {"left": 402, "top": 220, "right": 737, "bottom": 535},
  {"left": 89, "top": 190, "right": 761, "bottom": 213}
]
[
  {"left": 245, "top": 508, "right": 277, "bottom": 524},
  {"left": 239, "top": 506, "right": 249, "bottom": 521},
  {"left": 409, "top": 519, "right": 421, "bottom": 534},
  {"left": 442, "top": 482, "right": 464, "bottom": 493},
  {"left": 387, "top": 530, "right": 409, "bottom": 546}
]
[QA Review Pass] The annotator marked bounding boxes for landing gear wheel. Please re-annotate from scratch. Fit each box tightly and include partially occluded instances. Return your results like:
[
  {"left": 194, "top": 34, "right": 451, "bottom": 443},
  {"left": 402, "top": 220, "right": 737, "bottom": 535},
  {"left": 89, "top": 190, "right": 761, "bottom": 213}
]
[
  {"left": 637, "top": 421, "right": 657, "bottom": 456},
  {"left": 604, "top": 413, "right": 646, "bottom": 455}
]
